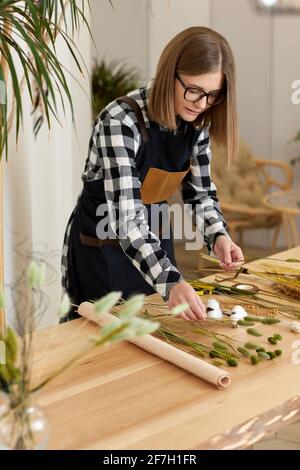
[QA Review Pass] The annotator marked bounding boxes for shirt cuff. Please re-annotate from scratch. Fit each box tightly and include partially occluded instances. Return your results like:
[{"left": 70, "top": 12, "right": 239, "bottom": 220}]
[
  {"left": 157, "top": 271, "right": 184, "bottom": 302},
  {"left": 210, "top": 229, "right": 231, "bottom": 256}
]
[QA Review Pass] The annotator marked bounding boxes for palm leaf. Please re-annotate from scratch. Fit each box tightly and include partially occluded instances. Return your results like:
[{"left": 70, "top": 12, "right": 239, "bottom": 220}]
[{"left": 0, "top": 0, "right": 97, "bottom": 159}]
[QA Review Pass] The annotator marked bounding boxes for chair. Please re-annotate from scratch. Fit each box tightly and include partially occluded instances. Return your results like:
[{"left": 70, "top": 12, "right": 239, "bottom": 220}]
[{"left": 210, "top": 140, "right": 293, "bottom": 252}]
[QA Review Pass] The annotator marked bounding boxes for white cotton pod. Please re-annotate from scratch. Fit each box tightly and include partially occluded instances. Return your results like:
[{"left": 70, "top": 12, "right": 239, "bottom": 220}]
[
  {"left": 206, "top": 299, "right": 223, "bottom": 320},
  {"left": 230, "top": 305, "right": 248, "bottom": 321},
  {"left": 207, "top": 299, "right": 221, "bottom": 311},
  {"left": 290, "top": 321, "right": 300, "bottom": 333},
  {"left": 207, "top": 309, "right": 223, "bottom": 320}
]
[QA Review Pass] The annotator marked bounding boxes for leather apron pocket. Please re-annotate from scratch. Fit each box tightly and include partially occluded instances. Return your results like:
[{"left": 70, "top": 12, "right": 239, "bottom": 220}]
[{"left": 140, "top": 164, "right": 190, "bottom": 204}]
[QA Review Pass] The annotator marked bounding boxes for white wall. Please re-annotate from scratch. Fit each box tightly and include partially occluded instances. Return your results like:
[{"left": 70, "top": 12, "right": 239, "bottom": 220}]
[
  {"left": 91, "top": 0, "right": 148, "bottom": 82},
  {"left": 147, "top": 0, "right": 211, "bottom": 76}
]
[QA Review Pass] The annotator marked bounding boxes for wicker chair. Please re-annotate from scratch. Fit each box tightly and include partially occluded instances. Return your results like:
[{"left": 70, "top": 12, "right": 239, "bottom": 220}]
[{"left": 210, "top": 140, "right": 293, "bottom": 252}]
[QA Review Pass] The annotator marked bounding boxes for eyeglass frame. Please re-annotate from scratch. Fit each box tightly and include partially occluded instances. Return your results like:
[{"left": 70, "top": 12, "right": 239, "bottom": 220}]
[{"left": 175, "top": 73, "right": 226, "bottom": 106}]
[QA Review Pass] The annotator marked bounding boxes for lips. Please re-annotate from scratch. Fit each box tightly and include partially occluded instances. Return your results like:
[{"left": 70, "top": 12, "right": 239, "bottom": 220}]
[{"left": 185, "top": 107, "right": 200, "bottom": 115}]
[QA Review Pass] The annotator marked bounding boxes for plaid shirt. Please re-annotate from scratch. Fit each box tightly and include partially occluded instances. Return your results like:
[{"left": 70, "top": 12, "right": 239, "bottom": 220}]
[{"left": 61, "top": 79, "right": 229, "bottom": 302}]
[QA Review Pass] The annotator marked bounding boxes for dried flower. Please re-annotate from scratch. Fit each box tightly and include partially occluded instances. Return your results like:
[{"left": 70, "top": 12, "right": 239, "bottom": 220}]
[
  {"left": 245, "top": 342, "right": 260, "bottom": 350},
  {"left": 94, "top": 292, "right": 122, "bottom": 316},
  {"left": 268, "top": 337, "right": 277, "bottom": 345},
  {"left": 0, "top": 262, "right": 159, "bottom": 451},
  {"left": 58, "top": 293, "right": 71, "bottom": 319},
  {"left": 250, "top": 355, "right": 260, "bottom": 365},
  {"left": 247, "top": 328, "right": 262, "bottom": 337},
  {"left": 237, "top": 320, "right": 255, "bottom": 326},
  {"left": 226, "top": 358, "right": 238, "bottom": 367},
  {"left": 258, "top": 352, "right": 270, "bottom": 361},
  {"left": 290, "top": 321, "right": 300, "bottom": 333}
]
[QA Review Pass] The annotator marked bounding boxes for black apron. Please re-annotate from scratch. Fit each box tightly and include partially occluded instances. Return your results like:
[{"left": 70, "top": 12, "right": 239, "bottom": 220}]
[{"left": 61, "top": 97, "right": 200, "bottom": 322}]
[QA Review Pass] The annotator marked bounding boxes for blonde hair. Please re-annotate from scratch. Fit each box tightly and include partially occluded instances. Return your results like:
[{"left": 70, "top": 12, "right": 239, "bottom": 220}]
[{"left": 148, "top": 26, "right": 239, "bottom": 163}]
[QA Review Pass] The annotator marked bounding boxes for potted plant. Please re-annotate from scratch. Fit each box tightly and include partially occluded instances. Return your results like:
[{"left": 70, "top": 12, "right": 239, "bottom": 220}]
[
  {"left": 91, "top": 59, "right": 140, "bottom": 120},
  {"left": 0, "top": 261, "right": 160, "bottom": 450}
]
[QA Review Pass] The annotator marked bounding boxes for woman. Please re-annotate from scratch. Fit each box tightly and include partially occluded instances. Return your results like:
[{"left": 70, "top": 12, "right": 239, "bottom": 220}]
[{"left": 60, "top": 26, "right": 244, "bottom": 323}]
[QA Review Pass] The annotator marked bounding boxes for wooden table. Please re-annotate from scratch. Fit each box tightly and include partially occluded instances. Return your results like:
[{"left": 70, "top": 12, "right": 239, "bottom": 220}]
[{"left": 32, "top": 247, "right": 300, "bottom": 450}]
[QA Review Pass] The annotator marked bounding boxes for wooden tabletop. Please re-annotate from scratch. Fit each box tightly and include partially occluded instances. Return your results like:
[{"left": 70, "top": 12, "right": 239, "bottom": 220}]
[{"left": 31, "top": 247, "right": 300, "bottom": 450}]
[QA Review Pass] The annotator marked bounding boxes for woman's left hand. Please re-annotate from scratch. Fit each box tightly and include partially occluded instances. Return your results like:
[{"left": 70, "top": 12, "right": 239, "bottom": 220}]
[{"left": 212, "top": 235, "right": 244, "bottom": 271}]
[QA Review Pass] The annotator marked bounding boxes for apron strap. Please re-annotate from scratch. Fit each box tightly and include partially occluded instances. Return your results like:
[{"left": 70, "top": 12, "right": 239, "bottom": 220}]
[{"left": 116, "top": 96, "right": 150, "bottom": 143}]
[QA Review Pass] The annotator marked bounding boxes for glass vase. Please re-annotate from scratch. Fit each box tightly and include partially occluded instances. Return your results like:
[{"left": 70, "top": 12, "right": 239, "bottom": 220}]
[{"left": 0, "top": 392, "right": 49, "bottom": 450}]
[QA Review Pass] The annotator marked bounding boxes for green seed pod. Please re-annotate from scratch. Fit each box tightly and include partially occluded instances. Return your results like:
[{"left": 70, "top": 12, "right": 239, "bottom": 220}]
[
  {"left": 237, "top": 347, "right": 251, "bottom": 357},
  {"left": 212, "top": 341, "right": 228, "bottom": 350},
  {"left": 256, "top": 347, "right": 266, "bottom": 353},
  {"left": 237, "top": 320, "right": 255, "bottom": 326},
  {"left": 245, "top": 316, "right": 263, "bottom": 322},
  {"left": 209, "top": 349, "right": 238, "bottom": 361},
  {"left": 275, "top": 349, "right": 282, "bottom": 356},
  {"left": 193, "top": 347, "right": 205, "bottom": 358},
  {"left": 247, "top": 328, "right": 262, "bottom": 337},
  {"left": 261, "top": 318, "right": 280, "bottom": 325},
  {"left": 250, "top": 355, "right": 260, "bottom": 365},
  {"left": 5, "top": 327, "right": 18, "bottom": 363},
  {"left": 267, "top": 351, "right": 276, "bottom": 359},
  {"left": 268, "top": 337, "right": 277, "bottom": 345},
  {"left": 273, "top": 334, "right": 282, "bottom": 341},
  {"left": 226, "top": 358, "right": 238, "bottom": 367},
  {"left": 245, "top": 342, "right": 260, "bottom": 350},
  {"left": 209, "top": 350, "right": 222, "bottom": 359},
  {"left": 258, "top": 352, "right": 270, "bottom": 361},
  {"left": 212, "top": 360, "right": 224, "bottom": 367}
]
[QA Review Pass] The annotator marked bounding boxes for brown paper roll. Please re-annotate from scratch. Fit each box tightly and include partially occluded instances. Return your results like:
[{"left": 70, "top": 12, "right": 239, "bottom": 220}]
[{"left": 78, "top": 301, "right": 232, "bottom": 389}]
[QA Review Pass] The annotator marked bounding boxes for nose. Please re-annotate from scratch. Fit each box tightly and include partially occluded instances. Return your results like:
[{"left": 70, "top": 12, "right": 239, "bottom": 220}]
[{"left": 193, "top": 96, "right": 209, "bottom": 112}]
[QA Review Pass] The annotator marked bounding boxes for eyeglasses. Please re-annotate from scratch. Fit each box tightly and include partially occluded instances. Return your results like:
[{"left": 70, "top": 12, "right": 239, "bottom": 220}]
[{"left": 175, "top": 73, "right": 226, "bottom": 106}]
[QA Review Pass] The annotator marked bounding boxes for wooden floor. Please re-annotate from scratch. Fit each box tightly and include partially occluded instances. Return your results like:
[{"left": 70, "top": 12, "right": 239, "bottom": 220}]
[{"left": 174, "top": 242, "right": 300, "bottom": 451}]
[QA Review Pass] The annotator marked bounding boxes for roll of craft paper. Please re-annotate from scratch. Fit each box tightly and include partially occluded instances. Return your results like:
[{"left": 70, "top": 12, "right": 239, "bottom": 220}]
[{"left": 78, "top": 301, "right": 232, "bottom": 389}]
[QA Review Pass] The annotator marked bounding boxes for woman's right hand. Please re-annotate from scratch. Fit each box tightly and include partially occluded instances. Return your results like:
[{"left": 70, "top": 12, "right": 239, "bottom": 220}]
[{"left": 167, "top": 280, "right": 207, "bottom": 321}]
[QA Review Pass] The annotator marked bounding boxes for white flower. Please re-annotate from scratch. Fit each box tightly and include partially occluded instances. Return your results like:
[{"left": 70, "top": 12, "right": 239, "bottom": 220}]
[
  {"left": 230, "top": 305, "right": 248, "bottom": 321},
  {"left": 290, "top": 321, "right": 300, "bottom": 333},
  {"left": 206, "top": 299, "right": 223, "bottom": 320}
]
